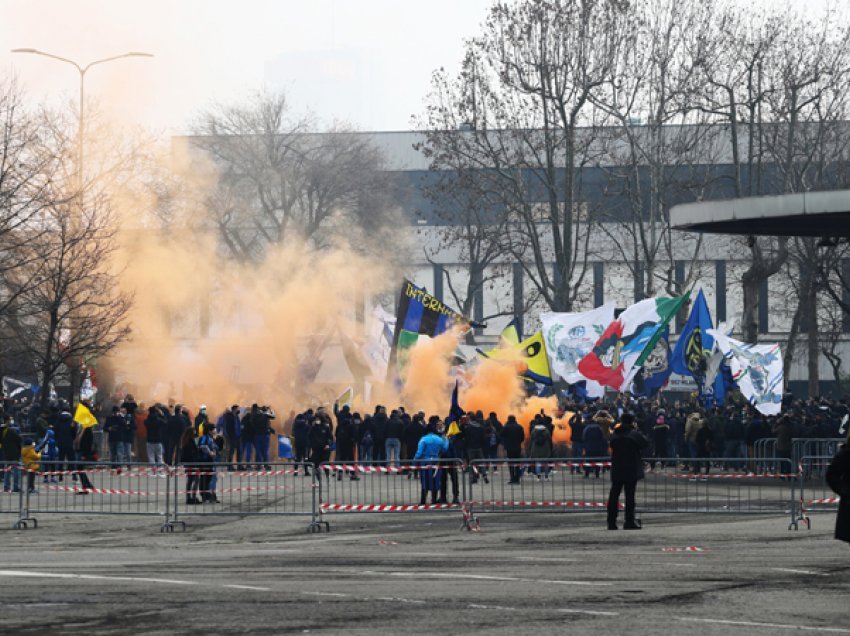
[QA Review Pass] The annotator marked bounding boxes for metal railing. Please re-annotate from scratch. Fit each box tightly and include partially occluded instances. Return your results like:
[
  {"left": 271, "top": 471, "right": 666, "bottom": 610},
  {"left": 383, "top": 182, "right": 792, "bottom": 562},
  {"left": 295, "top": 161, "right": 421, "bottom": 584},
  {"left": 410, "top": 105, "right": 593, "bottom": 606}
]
[
  {"left": 466, "top": 457, "right": 799, "bottom": 529},
  {"left": 5, "top": 455, "right": 808, "bottom": 533},
  {"left": 796, "top": 455, "right": 840, "bottom": 530},
  {"left": 318, "top": 460, "right": 471, "bottom": 528},
  {"left": 169, "top": 462, "right": 323, "bottom": 532},
  {"left": 1, "top": 462, "right": 26, "bottom": 529}
]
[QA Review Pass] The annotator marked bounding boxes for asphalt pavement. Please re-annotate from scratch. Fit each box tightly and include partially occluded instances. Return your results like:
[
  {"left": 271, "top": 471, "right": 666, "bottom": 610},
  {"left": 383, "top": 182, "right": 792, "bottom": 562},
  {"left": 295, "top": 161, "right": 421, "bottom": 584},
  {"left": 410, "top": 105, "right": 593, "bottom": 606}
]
[{"left": 0, "top": 506, "right": 847, "bottom": 635}]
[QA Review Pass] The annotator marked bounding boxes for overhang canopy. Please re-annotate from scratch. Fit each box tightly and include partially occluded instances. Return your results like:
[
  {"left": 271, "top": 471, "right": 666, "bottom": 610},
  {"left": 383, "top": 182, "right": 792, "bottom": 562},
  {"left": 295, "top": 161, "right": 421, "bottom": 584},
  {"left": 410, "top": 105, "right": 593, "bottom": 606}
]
[{"left": 670, "top": 190, "right": 850, "bottom": 238}]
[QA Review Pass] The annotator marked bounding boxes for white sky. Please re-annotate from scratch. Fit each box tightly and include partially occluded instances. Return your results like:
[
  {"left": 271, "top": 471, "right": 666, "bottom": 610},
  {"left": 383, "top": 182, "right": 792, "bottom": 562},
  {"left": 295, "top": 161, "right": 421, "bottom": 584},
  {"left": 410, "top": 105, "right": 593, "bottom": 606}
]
[{"left": 0, "top": 0, "right": 837, "bottom": 136}]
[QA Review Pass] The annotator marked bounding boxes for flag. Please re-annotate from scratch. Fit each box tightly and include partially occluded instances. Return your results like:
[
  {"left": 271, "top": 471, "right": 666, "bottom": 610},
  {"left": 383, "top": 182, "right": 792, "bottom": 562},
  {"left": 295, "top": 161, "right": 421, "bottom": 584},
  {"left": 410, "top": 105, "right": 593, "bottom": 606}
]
[
  {"left": 703, "top": 320, "right": 735, "bottom": 407},
  {"left": 540, "top": 303, "right": 615, "bottom": 398},
  {"left": 446, "top": 381, "right": 464, "bottom": 435},
  {"left": 361, "top": 305, "right": 396, "bottom": 379},
  {"left": 388, "top": 279, "right": 471, "bottom": 380},
  {"left": 73, "top": 403, "right": 98, "bottom": 429},
  {"left": 478, "top": 331, "right": 553, "bottom": 385},
  {"left": 499, "top": 319, "right": 521, "bottom": 346},
  {"left": 709, "top": 329, "right": 783, "bottom": 415},
  {"left": 578, "top": 295, "right": 689, "bottom": 392},
  {"left": 670, "top": 289, "right": 714, "bottom": 395},
  {"left": 632, "top": 326, "right": 672, "bottom": 398},
  {"left": 277, "top": 435, "right": 294, "bottom": 459},
  {"left": 335, "top": 386, "right": 353, "bottom": 410}
]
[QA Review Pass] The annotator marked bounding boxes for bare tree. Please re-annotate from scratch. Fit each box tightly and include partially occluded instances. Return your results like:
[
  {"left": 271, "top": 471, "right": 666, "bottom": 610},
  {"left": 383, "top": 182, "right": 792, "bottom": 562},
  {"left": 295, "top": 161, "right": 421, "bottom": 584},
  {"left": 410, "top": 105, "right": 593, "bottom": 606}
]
[
  {"left": 418, "top": 0, "right": 631, "bottom": 312},
  {"left": 594, "top": 0, "right": 720, "bottom": 303},
  {"left": 191, "top": 91, "right": 399, "bottom": 262}
]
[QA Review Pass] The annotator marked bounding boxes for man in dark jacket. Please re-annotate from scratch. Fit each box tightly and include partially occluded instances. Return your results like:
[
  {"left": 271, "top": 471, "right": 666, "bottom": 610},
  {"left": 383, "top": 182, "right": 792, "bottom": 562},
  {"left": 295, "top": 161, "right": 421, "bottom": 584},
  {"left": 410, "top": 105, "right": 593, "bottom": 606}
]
[
  {"left": 607, "top": 413, "right": 648, "bottom": 530},
  {"left": 292, "top": 410, "right": 311, "bottom": 470},
  {"left": 1, "top": 421, "right": 22, "bottom": 491},
  {"left": 145, "top": 405, "right": 167, "bottom": 466},
  {"left": 223, "top": 405, "right": 242, "bottom": 467},
  {"left": 308, "top": 416, "right": 333, "bottom": 471},
  {"left": 334, "top": 411, "right": 359, "bottom": 481},
  {"left": 403, "top": 413, "right": 426, "bottom": 469},
  {"left": 104, "top": 406, "right": 126, "bottom": 468},
  {"left": 357, "top": 414, "right": 376, "bottom": 462},
  {"left": 371, "top": 406, "right": 388, "bottom": 462},
  {"left": 241, "top": 405, "right": 259, "bottom": 467},
  {"left": 826, "top": 433, "right": 850, "bottom": 545},
  {"left": 384, "top": 410, "right": 404, "bottom": 468},
  {"left": 501, "top": 415, "right": 525, "bottom": 484},
  {"left": 463, "top": 415, "right": 489, "bottom": 484},
  {"left": 53, "top": 410, "right": 76, "bottom": 480}
]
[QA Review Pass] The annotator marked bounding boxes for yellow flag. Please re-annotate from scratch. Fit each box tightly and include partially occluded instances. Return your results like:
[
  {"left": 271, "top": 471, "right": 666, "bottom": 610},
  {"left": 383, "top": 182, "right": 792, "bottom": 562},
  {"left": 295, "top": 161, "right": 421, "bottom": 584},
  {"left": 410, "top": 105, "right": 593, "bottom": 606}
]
[
  {"left": 73, "top": 403, "right": 98, "bottom": 429},
  {"left": 479, "top": 331, "right": 553, "bottom": 385}
]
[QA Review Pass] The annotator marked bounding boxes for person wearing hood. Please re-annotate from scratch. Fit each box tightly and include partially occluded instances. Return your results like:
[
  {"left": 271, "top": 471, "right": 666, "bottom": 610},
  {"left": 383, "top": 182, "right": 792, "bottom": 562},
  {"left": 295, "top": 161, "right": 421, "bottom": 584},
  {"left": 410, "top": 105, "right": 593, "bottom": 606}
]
[
  {"left": 334, "top": 409, "right": 359, "bottom": 481},
  {"left": 414, "top": 419, "right": 448, "bottom": 505},
  {"left": 385, "top": 409, "right": 404, "bottom": 468}
]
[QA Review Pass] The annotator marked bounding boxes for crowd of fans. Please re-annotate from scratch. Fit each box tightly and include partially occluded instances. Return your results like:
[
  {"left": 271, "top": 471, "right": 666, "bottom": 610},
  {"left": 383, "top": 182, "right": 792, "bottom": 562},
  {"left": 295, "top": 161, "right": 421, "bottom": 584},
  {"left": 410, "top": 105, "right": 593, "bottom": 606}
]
[{"left": 1, "top": 391, "right": 847, "bottom": 504}]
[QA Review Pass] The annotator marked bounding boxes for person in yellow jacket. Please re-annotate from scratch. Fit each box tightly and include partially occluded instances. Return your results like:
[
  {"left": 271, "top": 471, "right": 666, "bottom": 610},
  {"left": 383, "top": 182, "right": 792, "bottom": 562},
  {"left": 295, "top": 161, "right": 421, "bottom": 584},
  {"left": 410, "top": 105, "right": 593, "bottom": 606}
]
[
  {"left": 684, "top": 410, "right": 705, "bottom": 472},
  {"left": 21, "top": 439, "right": 41, "bottom": 495}
]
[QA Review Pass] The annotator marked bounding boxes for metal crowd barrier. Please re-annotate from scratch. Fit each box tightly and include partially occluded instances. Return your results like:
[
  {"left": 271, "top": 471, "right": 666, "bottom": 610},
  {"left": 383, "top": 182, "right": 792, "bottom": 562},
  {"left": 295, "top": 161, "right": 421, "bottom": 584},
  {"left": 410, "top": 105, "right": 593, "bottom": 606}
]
[
  {"left": 19, "top": 461, "right": 171, "bottom": 530},
  {"left": 466, "top": 457, "right": 800, "bottom": 530},
  {"left": 752, "top": 438, "right": 777, "bottom": 466},
  {"left": 796, "top": 455, "right": 840, "bottom": 530},
  {"left": 1, "top": 461, "right": 26, "bottom": 529},
  {"left": 792, "top": 439, "right": 844, "bottom": 469},
  {"left": 318, "top": 460, "right": 471, "bottom": 528},
  {"left": 15, "top": 460, "right": 325, "bottom": 533},
  {"left": 168, "top": 462, "right": 324, "bottom": 533}
]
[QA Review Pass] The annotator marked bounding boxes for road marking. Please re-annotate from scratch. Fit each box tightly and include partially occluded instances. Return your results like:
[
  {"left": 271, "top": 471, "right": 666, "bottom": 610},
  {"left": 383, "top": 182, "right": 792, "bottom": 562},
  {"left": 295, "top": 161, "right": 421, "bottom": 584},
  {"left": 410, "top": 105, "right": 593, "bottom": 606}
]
[
  {"left": 557, "top": 608, "right": 620, "bottom": 616},
  {"left": 0, "top": 570, "right": 197, "bottom": 586},
  {"left": 357, "top": 570, "right": 612, "bottom": 587},
  {"left": 468, "top": 603, "right": 517, "bottom": 611},
  {"left": 677, "top": 617, "right": 850, "bottom": 633},
  {"left": 772, "top": 567, "right": 830, "bottom": 577},
  {"left": 514, "top": 556, "right": 578, "bottom": 563},
  {"left": 303, "top": 591, "right": 349, "bottom": 598},
  {"left": 224, "top": 584, "right": 272, "bottom": 591}
]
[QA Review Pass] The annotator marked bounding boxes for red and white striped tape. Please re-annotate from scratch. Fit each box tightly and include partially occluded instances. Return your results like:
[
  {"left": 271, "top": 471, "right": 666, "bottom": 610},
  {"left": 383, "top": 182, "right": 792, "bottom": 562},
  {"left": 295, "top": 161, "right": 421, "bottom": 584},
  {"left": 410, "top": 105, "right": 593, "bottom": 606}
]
[
  {"left": 320, "top": 503, "right": 459, "bottom": 512},
  {"left": 472, "top": 500, "right": 621, "bottom": 509},
  {"left": 321, "top": 464, "right": 446, "bottom": 473},
  {"left": 666, "top": 472, "right": 797, "bottom": 479},
  {"left": 662, "top": 546, "right": 707, "bottom": 552},
  {"left": 807, "top": 497, "right": 839, "bottom": 505}
]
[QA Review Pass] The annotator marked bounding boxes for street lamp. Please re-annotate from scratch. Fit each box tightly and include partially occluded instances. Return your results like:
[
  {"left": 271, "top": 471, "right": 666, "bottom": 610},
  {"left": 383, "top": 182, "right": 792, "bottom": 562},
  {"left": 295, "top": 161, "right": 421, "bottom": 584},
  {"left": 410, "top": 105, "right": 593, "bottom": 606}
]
[
  {"left": 12, "top": 48, "right": 153, "bottom": 408},
  {"left": 11, "top": 48, "right": 154, "bottom": 190}
]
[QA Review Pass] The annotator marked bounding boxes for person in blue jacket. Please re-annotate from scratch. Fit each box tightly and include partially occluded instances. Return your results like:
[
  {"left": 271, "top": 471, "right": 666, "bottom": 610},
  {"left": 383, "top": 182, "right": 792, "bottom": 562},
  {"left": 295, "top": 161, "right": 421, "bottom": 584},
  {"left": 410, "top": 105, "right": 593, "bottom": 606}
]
[{"left": 414, "top": 420, "right": 448, "bottom": 505}]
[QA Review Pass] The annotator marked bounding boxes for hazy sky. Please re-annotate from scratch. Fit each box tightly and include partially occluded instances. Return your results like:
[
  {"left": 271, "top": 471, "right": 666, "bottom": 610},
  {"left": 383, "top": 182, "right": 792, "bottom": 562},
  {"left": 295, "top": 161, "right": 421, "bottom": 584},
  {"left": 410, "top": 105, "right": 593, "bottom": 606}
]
[{"left": 0, "top": 0, "right": 837, "bottom": 136}]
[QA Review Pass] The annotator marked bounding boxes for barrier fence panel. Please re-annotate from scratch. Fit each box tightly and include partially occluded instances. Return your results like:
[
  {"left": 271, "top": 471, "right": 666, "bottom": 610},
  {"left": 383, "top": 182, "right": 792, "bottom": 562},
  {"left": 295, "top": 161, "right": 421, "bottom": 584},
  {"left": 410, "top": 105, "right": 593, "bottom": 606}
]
[
  {"left": 21, "top": 461, "right": 172, "bottom": 530},
  {"left": 792, "top": 440, "right": 844, "bottom": 471},
  {"left": 797, "top": 455, "right": 840, "bottom": 530},
  {"left": 169, "top": 462, "right": 323, "bottom": 533},
  {"left": 638, "top": 457, "right": 798, "bottom": 529},
  {"left": 753, "top": 438, "right": 777, "bottom": 465},
  {"left": 319, "top": 460, "right": 467, "bottom": 524},
  {"left": 467, "top": 458, "right": 613, "bottom": 515},
  {"left": 1, "top": 462, "right": 25, "bottom": 528},
  {"left": 467, "top": 457, "right": 799, "bottom": 529}
]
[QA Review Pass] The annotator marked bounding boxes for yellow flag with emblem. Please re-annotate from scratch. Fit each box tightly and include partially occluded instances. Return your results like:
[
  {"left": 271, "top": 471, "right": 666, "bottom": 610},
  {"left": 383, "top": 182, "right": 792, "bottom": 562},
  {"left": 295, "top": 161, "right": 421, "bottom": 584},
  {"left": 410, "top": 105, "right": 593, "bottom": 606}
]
[{"left": 478, "top": 330, "right": 553, "bottom": 385}]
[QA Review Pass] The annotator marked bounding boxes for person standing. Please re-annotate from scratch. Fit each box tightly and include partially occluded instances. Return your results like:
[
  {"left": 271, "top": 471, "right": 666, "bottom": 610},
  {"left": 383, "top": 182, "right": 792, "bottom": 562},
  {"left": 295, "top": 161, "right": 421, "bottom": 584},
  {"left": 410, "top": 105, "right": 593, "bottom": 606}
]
[
  {"left": 144, "top": 405, "right": 166, "bottom": 467},
  {"left": 241, "top": 405, "right": 259, "bottom": 468},
  {"left": 254, "top": 406, "right": 275, "bottom": 468},
  {"left": 501, "top": 415, "right": 525, "bottom": 484},
  {"left": 73, "top": 422, "right": 96, "bottom": 494},
  {"left": 53, "top": 410, "right": 76, "bottom": 481},
  {"left": 384, "top": 410, "right": 404, "bottom": 468},
  {"left": 334, "top": 410, "right": 359, "bottom": 481},
  {"left": 825, "top": 429, "right": 850, "bottom": 545},
  {"left": 414, "top": 420, "right": 448, "bottom": 506},
  {"left": 650, "top": 413, "right": 670, "bottom": 471},
  {"left": 583, "top": 415, "right": 608, "bottom": 479},
  {"left": 607, "top": 413, "right": 648, "bottom": 530},
  {"left": 371, "top": 406, "right": 388, "bottom": 462},
  {"left": 308, "top": 415, "right": 333, "bottom": 474},
  {"left": 104, "top": 407, "right": 126, "bottom": 468},
  {"left": 223, "top": 405, "right": 242, "bottom": 468},
  {"left": 1, "top": 420, "right": 22, "bottom": 492},
  {"left": 179, "top": 427, "right": 201, "bottom": 505},
  {"left": 357, "top": 414, "right": 376, "bottom": 463},
  {"left": 528, "top": 417, "right": 553, "bottom": 479}
]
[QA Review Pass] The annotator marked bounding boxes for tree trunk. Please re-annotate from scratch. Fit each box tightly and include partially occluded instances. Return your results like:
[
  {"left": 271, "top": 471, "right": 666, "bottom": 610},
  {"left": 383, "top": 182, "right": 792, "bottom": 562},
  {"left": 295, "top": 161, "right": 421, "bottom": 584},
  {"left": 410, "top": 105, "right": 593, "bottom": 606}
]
[{"left": 806, "top": 283, "right": 820, "bottom": 398}]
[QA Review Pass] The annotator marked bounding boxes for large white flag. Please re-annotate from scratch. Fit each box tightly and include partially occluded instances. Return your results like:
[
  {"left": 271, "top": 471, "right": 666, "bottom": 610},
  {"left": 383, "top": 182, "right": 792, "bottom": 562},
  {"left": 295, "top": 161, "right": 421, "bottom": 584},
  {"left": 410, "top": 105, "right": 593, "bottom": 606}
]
[
  {"left": 541, "top": 303, "right": 615, "bottom": 398},
  {"left": 709, "top": 329, "right": 783, "bottom": 416},
  {"left": 361, "top": 305, "right": 396, "bottom": 379}
]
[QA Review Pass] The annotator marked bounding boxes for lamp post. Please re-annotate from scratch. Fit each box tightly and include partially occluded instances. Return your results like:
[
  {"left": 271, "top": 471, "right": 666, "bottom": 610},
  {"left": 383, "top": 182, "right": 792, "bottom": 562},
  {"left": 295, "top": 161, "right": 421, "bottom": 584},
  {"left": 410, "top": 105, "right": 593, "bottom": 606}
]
[
  {"left": 12, "top": 49, "right": 153, "bottom": 408},
  {"left": 11, "top": 48, "right": 153, "bottom": 191}
]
